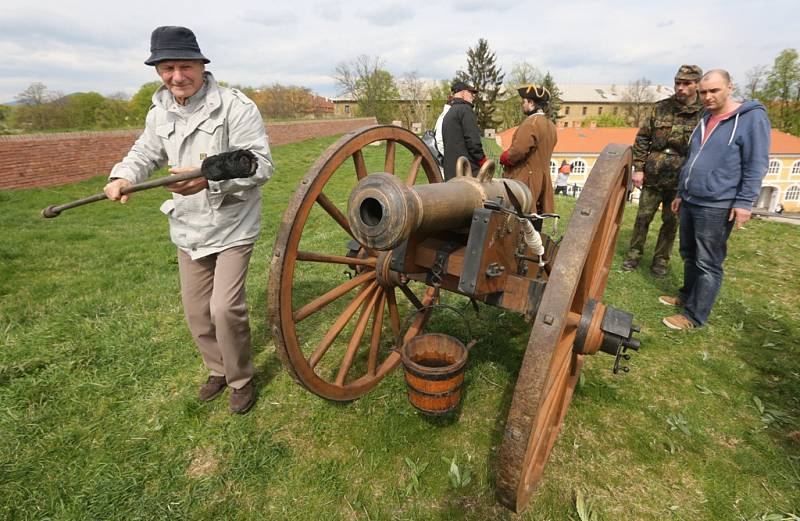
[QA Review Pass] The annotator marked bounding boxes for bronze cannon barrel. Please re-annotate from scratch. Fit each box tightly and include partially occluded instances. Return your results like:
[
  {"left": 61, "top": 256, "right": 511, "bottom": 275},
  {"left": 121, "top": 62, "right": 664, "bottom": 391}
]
[{"left": 347, "top": 172, "right": 533, "bottom": 250}]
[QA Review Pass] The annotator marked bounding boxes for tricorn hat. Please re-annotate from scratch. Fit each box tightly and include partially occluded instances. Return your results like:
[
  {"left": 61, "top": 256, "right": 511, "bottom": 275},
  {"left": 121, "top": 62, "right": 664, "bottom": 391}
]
[
  {"left": 675, "top": 64, "right": 702, "bottom": 82},
  {"left": 451, "top": 80, "right": 478, "bottom": 94},
  {"left": 517, "top": 84, "right": 550, "bottom": 104},
  {"left": 145, "top": 26, "right": 210, "bottom": 66}
]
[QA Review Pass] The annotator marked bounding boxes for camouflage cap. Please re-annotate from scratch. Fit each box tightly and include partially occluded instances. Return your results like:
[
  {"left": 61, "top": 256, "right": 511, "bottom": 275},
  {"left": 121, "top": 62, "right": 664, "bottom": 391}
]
[{"left": 675, "top": 65, "right": 702, "bottom": 82}]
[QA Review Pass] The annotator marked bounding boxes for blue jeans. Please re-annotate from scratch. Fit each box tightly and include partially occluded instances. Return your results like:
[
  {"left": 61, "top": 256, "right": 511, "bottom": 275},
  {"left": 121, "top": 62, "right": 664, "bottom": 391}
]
[{"left": 677, "top": 202, "right": 734, "bottom": 326}]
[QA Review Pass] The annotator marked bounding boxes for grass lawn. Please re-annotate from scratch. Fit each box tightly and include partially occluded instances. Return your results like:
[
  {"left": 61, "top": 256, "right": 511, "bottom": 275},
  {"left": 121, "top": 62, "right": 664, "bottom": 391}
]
[{"left": 1, "top": 134, "right": 799, "bottom": 521}]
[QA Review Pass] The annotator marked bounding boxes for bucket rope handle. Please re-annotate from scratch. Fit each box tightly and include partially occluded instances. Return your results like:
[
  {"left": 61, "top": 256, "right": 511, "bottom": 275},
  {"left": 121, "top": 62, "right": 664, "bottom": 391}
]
[{"left": 394, "top": 303, "right": 478, "bottom": 352}]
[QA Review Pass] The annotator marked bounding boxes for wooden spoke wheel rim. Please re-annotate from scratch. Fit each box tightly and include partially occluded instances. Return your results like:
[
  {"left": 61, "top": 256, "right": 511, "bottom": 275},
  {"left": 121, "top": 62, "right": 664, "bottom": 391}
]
[
  {"left": 495, "top": 144, "right": 632, "bottom": 512},
  {"left": 268, "top": 125, "right": 442, "bottom": 401}
]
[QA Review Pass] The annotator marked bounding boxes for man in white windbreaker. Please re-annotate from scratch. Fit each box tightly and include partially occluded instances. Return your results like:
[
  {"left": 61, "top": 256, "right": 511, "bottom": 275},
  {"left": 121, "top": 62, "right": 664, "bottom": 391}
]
[{"left": 104, "top": 26, "right": 274, "bottom": 413}]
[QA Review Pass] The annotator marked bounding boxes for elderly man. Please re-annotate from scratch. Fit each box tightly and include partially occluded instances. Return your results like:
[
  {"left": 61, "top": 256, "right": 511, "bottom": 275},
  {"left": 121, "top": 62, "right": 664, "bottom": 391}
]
[
  {"left": 661, "top": 69, "right": 770, "bottom": 330},
  {"left": 104, "top": 26, "right": 274, "bottom": 413},
  {"left": 442, "top": 81, "right": 487, "bottom": 180},
  {"left": 622, "top": 65, "right": 704, "bottom": 278},
  {"left": 499, "top": 84, "right": 557, "bottom": 219}
]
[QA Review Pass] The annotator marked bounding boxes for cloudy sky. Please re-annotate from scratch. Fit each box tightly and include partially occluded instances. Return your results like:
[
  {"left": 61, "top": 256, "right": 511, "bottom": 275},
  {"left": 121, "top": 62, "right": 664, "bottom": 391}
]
[{"left": 1, "top": 0, "right": 796, "bottom": 103}]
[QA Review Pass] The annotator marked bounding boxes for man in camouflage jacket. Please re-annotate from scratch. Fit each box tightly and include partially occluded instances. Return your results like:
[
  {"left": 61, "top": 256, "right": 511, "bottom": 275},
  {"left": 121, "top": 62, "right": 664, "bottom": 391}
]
[{"left": 622, "top": 65, "right": 704, "bottom": 278}]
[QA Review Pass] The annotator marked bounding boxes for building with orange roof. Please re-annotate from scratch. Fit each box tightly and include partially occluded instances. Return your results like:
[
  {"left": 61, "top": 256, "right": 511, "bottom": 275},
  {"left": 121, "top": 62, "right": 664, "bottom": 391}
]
[{"left": 495, "top": 126, "right": 800, "bottom": 212}]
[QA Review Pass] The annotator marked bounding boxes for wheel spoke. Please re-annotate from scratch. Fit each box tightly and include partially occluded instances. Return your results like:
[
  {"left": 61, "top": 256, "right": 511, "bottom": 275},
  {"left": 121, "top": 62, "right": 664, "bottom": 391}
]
[
  {"left": 367, "top": 291, "right": 387, "bottom": 376},
  {"left": 309, "top": 281, "right": 378, "bottom": 369},
  {"left": 316, "top": 192, "right": 354, "bottom": 239},
  {"left": 335, "top": 287, "right": 382, "bottom": 386},
  {"left": 384, "top": 140, "right": 396, "bottom": 174},
  {"left": 386, "top": 287, "right": 401, "bottom": 339},
  {"left": 353, "top": 149, "right": 368, "bottom": 180},
  {"left": 406, "top": 154, "right": 424, "bottom": 186},
  {"left": 293, "top": 270, "right": 376, "bottom": 323},
  {"left": 296, "top": 250, "right": 377, "bottom": 267}
]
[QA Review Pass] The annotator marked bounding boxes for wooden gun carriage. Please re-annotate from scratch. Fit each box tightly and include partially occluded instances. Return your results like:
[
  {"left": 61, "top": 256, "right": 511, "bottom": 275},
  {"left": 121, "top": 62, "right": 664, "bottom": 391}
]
[{"left": 268, "top": 125, "right": 640, "bottom": 512}]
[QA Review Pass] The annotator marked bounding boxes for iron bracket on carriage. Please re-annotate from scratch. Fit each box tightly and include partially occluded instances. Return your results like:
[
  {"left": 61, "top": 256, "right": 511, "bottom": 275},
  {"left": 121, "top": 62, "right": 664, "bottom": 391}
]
[{"left": 268, "top": 124, "right": 640, "bottom": 513}]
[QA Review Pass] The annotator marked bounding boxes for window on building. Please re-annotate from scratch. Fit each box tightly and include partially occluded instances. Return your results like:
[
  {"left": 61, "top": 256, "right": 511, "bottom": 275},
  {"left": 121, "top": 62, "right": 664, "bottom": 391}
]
[
  {"left": 598, "top": 107, "right": 603, "bottom": 115},
  {"left": 344, "top": 104, "right": 350, "bottom": 114},
  {"left": 791, "top": 160, "right": 800, "bottom": 176},
  {"left": 572, "top": 159, "right": 587, "bottom": 175},
  {"left": 768, "top": 159, "right": 781, "bottom": 175},
  {"left": 581, "top": 106, "right": 587, "bottom": 116},
  {"left": 550, "top": 160, "right": 558, "bottom": 177},
  {"left": 786, "top": 185, "right": 800, "bottom": 201},
  {"left": 564, "top": 106, "right": 570, "bottom": 115}
]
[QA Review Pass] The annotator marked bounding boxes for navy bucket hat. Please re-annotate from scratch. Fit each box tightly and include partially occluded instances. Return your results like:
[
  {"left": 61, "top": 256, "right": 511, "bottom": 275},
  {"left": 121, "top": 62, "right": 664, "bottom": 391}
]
[{"left": 145, "top": 26, "right": 210, "bottom": 66}]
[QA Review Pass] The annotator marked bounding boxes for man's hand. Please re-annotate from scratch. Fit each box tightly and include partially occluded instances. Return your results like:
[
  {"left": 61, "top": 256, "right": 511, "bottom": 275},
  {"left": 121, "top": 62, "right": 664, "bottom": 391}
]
[
  {"left": 632, "top": 170, "right": 644, "bottom": 189},
  {"left": 729, "top": 207, "right": 751, "bottom": 230},
  {"left": 670, "top": 197, "right": 682, "bottom": 214},
  {"left": 104, "top": 178, "right": 133, "bottom": 203},
  {"left": 164, "top": 166, "right": 207, "bottom": 196}
]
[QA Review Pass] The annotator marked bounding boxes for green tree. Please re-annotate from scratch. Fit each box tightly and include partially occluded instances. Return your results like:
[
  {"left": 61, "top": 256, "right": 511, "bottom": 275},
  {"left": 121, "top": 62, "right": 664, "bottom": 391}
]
[
  {"left": 583, "top": 113, "right": 628, "bottom": 127},
  {"left": 61, "top": 92, "right": 106, "bottom": 129},
  {"left": 95, "top": 98, "right": 131, "bottom": 129},
  {"left": 539, "top": 72, "right": 563, "bottom": 124},
  {"left": 334, "top": 55, "right": 399, "bottom": 123},
  {"left": 128, "top": 81, "right": 162, "bottom": 123},
  {"left": 455, "top": 39, "right": 504, "bottom": 130},
  {"left": 426, "top": 80, "right": 451, "bottom": 129},
  {"left": 762, "top": 48, "right": 800, "bottom": 135}
]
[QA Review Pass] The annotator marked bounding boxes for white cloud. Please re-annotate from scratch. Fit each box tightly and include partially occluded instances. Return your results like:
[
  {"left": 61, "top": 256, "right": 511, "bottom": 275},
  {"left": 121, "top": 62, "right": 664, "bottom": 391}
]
[{"left": 0, "top": 0, "right": 796, "bottom": 103}]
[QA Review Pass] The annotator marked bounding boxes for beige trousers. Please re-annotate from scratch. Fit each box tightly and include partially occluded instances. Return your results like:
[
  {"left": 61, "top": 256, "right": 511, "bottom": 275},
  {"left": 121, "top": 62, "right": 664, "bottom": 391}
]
[{"left": 177, "top": 244, "right": 254, "bottom": 389}]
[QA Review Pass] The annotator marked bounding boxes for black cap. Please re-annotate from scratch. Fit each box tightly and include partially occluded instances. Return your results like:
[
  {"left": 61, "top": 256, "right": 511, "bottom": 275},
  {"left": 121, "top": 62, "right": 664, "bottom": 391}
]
[
  {"left": 451, "top": 80, "right": 478, "bottom": 94},
  {"left": 145, "top": 26, "right": 210, "bottom": 66},
  {"left": 517, "top": 84, "right": 550, "bottom": 104}
]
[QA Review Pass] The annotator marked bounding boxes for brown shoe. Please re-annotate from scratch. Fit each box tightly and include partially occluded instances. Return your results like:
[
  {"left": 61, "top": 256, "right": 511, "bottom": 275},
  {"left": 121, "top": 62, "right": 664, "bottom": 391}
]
[
  {"left": 198, "top": 375, "right": 227, "bottom": 402},
  {"left": 229, "top": 381, "right": 255, "bottom": 414},
  {"left": 658, "top": 295, "right": 683, "bottom": 307},
  {"left": 662, "top": 314, "right": 695, "bottom": 330}
]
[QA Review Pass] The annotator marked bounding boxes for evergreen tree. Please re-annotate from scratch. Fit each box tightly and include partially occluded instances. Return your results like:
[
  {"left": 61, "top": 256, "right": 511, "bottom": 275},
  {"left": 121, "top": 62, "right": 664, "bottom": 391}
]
[
  {"left": 540, "top": 72, "right": 563, "bottom": 124},
  {"left": 455, "top": 39, "right": 504, "bottom": 129}
]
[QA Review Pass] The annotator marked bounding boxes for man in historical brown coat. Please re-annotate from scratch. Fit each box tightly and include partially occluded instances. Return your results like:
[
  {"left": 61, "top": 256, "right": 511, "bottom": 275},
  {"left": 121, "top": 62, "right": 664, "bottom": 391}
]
[{"left": 499, "top": 84, "right": 557, "bottom": 217}]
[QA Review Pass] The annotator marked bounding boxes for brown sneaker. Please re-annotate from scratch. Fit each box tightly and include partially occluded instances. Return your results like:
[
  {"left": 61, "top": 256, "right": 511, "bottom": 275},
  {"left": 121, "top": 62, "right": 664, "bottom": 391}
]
[
  {"left": 621, "top": 257, "right": 639, "bottom": 271},
  {"left": 198, "top": 375, "right": 227, "bottom": 402},
  {"left": 658, "top": 295, "right": 683, "bottom": 306},
  {"left": 662, "top": 314, "right": 695, "bottom": 330},
  {"left": 229, "top": 381, "right": 255, "bottom": 414}
]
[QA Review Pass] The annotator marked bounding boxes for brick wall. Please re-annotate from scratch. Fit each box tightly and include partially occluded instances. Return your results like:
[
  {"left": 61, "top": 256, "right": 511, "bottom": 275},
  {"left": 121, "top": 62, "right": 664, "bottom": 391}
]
[{"left": 0, "top": 117, "right": 376, "bottom": 190}]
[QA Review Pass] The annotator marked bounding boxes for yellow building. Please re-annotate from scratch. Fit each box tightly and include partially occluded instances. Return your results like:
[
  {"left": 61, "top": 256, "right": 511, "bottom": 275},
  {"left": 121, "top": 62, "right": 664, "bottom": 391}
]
[{"left": 497, "top": 126, "right": 800, "bottom": 212}]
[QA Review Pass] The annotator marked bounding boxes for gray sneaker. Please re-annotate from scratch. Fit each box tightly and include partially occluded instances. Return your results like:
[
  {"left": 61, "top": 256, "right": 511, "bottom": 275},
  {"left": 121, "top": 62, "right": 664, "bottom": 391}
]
[
  {"left": 198, "top": 375, "right": 227, "bottom": 402},
  {"left": 229, "top": 381, "right": 255, "bottom": 414},
  {"left": 621, "top": 257, "right": 639, "bottom": 271},
  {"left": 650, "top": 262, "right": 668, "bottom": 278}
]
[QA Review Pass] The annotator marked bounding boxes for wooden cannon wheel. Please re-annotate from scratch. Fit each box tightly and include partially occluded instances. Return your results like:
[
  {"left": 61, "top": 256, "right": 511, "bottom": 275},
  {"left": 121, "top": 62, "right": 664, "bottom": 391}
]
[
  {"left": 268, "top": 125, "right": 442, "bottom": 401},
  {"left": 495, "top": 144, "right": 632, "bottom": 512}
]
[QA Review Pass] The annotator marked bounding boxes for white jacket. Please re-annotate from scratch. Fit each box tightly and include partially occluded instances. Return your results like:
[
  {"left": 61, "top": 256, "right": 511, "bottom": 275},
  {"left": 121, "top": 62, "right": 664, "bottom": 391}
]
[{"left": 110, "top": 73, "right": 273, "bottom": 259}]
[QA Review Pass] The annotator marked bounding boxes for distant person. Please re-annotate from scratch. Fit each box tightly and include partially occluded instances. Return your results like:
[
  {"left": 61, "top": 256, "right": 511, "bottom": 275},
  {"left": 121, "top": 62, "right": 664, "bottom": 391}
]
[
  {"left": 622, "top": 65, "right": 704, "bottom": 278},
  {"left": 555, "top": 160, "right": 570, "bottom": 195},
  {"left": 442, "top": 81, "right": 487, "bottom": 180},
  {"left": 432, "top": 94, "right": 452, "bottom": 178},
  {"left": 661, "top": 69, "right": 770, "bottom": 330},
  {"left": 103, "top": 26, "right": 274, "bottom": 413},
  {"left": 499, "top": 84, "right": 557, "bottom": 219}
]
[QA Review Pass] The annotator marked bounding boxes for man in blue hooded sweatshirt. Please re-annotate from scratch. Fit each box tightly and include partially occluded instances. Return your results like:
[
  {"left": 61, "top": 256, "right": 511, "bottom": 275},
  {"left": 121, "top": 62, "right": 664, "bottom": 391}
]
[{"left": 660, "top": 69, "right": 771, "bottom": 330}]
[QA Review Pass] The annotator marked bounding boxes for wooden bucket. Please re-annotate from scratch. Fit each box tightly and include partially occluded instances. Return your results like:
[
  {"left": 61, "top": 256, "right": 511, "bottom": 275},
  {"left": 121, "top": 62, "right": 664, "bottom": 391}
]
[{"left": 400, "top": 333, "right": 468, "bottom": 415}]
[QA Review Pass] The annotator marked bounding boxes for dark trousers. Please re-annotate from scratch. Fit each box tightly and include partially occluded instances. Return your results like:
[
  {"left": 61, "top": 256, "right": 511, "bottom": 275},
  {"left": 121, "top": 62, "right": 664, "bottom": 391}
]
[
  {"left": 626, "top": 185, "right": 678, "bottom": 265},
  {"left": 554, "top": 185, "right": 568, "bottom": 195},
  {"left": 677, "top": 202, "right": 734, "bottom": 326}
]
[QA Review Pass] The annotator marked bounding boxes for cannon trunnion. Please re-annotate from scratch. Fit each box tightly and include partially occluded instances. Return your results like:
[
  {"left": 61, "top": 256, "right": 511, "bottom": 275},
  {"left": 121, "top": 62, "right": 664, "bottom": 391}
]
[{"left": 268, "top": 125, "right": 639, "bottom": 513}]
